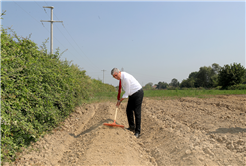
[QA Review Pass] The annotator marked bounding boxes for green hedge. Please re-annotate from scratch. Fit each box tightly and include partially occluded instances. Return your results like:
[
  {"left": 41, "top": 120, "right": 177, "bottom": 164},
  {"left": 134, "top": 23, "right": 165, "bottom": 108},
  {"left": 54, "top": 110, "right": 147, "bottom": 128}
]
[{"left": 1, "top": 28, "right": 115, "bottom": 162}]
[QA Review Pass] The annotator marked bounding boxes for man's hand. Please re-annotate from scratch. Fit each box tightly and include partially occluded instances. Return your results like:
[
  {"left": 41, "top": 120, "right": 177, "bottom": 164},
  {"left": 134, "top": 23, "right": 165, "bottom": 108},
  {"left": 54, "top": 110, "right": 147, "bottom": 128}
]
[
  {"left": 116, "top": 98, "right": 124, "bottom": 107},
  {"left": 116, "top": 100, "right": 121, "bottom": 107}
]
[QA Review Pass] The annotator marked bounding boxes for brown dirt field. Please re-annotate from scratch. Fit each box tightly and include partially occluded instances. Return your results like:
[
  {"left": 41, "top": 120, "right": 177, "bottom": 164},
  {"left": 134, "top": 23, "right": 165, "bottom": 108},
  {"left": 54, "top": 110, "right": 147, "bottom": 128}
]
[{"left": 7, "top": 95, "right": 246, "bottom": 166}]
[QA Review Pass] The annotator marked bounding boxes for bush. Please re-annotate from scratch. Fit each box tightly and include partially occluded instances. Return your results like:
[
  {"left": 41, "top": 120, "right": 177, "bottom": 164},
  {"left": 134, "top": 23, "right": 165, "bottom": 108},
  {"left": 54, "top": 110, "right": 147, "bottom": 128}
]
[
  {"left": 1, "top": 28, "right": 114, "bottom": 163},
  {"left": 227, "top": 84, "right": 246, "bottom": 90},
  {"left": 215, "top": 86, "right": 222, "bottom": 90}
]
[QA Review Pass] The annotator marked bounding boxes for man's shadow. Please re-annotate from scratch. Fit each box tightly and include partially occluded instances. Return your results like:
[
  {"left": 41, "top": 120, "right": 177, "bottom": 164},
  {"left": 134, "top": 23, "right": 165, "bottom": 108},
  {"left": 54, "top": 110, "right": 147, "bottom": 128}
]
[
  {"left": 208, "top": 127, "right": 246, "bottom": 134},
  {"left": 69, "top": 119, "right": 124, "bottom": 138}
]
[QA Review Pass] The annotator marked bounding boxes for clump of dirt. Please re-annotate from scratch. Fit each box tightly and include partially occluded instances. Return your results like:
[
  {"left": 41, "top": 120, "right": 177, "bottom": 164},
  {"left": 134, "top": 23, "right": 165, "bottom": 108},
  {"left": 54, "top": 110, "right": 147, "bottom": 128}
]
[{"left": 6, "top": 95, "right": 246, "bottom": 166}]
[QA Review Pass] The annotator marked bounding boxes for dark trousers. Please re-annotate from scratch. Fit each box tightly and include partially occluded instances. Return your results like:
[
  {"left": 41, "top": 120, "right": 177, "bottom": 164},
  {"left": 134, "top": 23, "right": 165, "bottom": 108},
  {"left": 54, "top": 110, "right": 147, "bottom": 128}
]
[{"left": 126, "top": 89, "right": 144, "bottom": 134}]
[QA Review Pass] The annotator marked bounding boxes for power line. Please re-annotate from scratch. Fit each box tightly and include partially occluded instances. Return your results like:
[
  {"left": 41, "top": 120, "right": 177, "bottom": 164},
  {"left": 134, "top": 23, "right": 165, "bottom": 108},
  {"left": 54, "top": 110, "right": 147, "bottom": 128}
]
[
  {"left": 54, "top": 24, "right": 100, "bottom": 70},
  {"left": 34, "top": 0, "right": 42, "bottom": 8},
  {"left": 38, "top": 3, "right": 101, "bottom": 70},
  {"left": 33, "top": 1, "right": 68, "bottom": 51},
  {"left": 12, "top": 3, "right": 75, "bottom": 58},
  {"left": 14, "top": 2, "right": 104, "bottom": 74},
  {"left": 14, "top": 2, "right": 40, "bottom": 24},
  {"left": 39, "top": 2, "right": 100, "bottom": 70},
  {"left": 61, "top": 23, "right": 100, "bottom": 70},
  {"left": 41, "top": 6, "right": 63, "bottom": 55},
  {"left": 43, "top": 0, "right": 49, "bottom": 6},
  {"left": 13, "top": 2, "right": 70, "bottom": 58},
  {"left": 28, "top": 3, "right": 99, "bottom": 71}
]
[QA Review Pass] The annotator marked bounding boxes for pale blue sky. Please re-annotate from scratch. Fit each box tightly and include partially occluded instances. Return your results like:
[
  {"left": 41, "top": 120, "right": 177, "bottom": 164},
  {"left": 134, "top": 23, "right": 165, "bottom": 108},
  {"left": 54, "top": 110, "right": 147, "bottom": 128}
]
[{"left": 1, "top": 1, "right": 245, "bottom": 87}]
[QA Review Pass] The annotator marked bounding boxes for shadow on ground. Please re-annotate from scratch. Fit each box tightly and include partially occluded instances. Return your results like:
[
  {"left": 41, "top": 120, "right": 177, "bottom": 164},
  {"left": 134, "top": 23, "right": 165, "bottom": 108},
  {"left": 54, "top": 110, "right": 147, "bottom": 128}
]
[{"left": 208, "top": 127, "right": 246, "bottom": 134}]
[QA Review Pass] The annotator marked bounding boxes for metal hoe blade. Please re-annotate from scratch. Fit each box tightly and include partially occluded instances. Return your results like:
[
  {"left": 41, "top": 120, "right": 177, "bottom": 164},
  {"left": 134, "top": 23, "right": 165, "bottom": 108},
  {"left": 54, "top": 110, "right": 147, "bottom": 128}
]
[
  {"left": 103, "top": 108, "right": 124, "bottom": 128},
  {"left": 104, "top": 120, "right": 124, "bottom": 128}
]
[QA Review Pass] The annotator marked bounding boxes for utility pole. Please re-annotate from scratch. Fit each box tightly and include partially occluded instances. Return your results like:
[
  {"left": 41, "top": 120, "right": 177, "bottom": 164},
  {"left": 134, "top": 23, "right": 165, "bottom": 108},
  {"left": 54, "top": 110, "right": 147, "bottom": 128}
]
[
  {"left": 40, "top": 6, "right": 63, "bottom": 54},
  {"left": 101, "top": 70, "right": 106, "bottom": 83}
]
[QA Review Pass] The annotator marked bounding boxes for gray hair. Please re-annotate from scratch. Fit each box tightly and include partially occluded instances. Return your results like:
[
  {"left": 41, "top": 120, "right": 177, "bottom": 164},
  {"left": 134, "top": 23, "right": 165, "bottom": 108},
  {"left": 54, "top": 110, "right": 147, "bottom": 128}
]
[{"left": 111, "top": 68, "right": 120, "bottom": 75}]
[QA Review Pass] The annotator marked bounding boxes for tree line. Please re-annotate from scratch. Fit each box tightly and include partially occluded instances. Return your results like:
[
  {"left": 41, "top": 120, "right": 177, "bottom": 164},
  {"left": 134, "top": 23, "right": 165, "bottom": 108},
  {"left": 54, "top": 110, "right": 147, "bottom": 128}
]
[{"left": 144, "top": 63, "right": 246, "bottom": 90}]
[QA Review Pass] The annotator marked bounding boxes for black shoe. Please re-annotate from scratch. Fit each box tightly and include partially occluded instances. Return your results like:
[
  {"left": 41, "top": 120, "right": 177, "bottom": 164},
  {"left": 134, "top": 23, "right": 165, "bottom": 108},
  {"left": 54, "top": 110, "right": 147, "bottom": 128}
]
[
  {"left": 135, "top": 133, "right": 140, "bottom": 138},
  {"left": 125, "top": 127, "right": 135, "bottom": 132}
]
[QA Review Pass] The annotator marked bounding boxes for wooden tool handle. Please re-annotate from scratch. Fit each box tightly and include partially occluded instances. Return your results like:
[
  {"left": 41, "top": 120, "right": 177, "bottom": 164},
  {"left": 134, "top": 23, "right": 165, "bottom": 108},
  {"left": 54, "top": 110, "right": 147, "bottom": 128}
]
[{"left": 114, "top": 107, "right": 118, "bottom": 121}]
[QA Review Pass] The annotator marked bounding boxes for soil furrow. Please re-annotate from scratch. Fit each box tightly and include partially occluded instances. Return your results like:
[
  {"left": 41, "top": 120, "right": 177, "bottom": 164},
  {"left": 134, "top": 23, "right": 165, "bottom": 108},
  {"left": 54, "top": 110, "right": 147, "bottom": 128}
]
[{"left": 9, "top": 95, "right": 246, "bottom": 166}]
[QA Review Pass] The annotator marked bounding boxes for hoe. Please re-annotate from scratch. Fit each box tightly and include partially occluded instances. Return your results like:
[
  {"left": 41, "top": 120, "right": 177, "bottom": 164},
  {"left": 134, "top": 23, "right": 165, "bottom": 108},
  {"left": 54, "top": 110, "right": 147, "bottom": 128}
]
[{"left": 103, "top": 107, "right": 124, "bottom": 128}]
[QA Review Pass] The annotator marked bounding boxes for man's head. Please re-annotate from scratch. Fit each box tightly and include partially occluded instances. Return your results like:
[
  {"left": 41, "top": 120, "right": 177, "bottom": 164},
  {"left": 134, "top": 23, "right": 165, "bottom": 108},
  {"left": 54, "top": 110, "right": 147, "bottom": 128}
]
[{"left": 111, "top": 68, "right": 121, "bottom": 80}]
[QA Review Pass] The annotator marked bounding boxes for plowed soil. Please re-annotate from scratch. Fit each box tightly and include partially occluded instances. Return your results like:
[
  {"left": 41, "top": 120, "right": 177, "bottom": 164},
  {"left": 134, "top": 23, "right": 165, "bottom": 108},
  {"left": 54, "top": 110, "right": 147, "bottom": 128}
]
[{"left": 9, "top": 95, "right": 246, "bottom": 166}]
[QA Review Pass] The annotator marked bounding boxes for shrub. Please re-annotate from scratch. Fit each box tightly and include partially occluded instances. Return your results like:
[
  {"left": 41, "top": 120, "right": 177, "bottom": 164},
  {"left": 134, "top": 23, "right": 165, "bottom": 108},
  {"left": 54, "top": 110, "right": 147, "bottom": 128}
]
[
  {"left": 227, "top": 84, "right": 246, "bottom": 90},
  {"left": 215, "top": 86, "right": 222, "bottom": 90},
  {"left": 1, "top": 28, "right": 114, "bottom": 162}
]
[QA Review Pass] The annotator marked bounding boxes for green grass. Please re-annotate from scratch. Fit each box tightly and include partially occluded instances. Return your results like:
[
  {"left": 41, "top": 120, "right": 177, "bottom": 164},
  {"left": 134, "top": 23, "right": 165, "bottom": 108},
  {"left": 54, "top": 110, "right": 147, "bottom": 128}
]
[
  {"left": 91, "top": 89, "right": 246, "bottom": 102},
  {"left": 88, "top": 91, "right": 118, "bottom": 103},
  {"left": 143, "top": 89, "right": 246, "bottom": 99}
]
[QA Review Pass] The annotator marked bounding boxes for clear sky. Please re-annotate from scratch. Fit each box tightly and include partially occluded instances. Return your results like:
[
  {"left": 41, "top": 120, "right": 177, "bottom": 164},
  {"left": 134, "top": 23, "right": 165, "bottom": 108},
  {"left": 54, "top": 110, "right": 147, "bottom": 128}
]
[{"left": 1, "top": 0, "right": 245, "bottom": 87}]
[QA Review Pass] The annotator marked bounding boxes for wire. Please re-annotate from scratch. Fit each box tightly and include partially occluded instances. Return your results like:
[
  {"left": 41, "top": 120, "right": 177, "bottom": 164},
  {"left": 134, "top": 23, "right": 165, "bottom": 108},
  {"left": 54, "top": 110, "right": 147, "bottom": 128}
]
[
  {"left": 13, "top": 2, "right": 67, "bottom": 56},
  {"left": 53, "top": 24, "right": 92, "bottom": 65},
  {"left": 13, "top": 2, "right": 50, "bottom": 34},
  {"left": 43, "top": 0, "right": 49, "bottom": 6},
  {"left": 14, "top": 1, "right": 102, "bottom": 73},
  {"left": 14, "top": 2, "right": 40, "bottom": 23},
  {"left": 34, "top": 0, "right": 42, "bottom": 8},
  {"left": 37, "top": 2, "right": 101, "bottom": 70},
  {"left": 61, "top": 23, "right": 100, "bottom": 70}
]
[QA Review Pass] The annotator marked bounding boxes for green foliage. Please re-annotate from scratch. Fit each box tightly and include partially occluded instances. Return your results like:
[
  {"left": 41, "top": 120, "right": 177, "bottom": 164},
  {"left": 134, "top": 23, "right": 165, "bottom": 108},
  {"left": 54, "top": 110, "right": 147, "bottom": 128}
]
[
  {"left": 227, "top": 84, "right": 246, "bottom": 90},
  {"left": 243, "top": 75, "right": 246, "bottom": 84},
  {"left": 1, "top": 10, "right": 6, "bottom": 19},
  {"left": 167, "top": 87, "right": 180, "bottom": 90},
  {"left": 215, "top": 86, "right": 222, "bottom": 90},
  {"left": 195, "top": 66, "right": 216, "bottom": 88},
  {"left": 218, "top": 63, "right": 246, "bottom": 89},
  {"left": 188, "top": 71, "right": 198, "bottom": 79},
  {"left": 180, "top": 78, "right": 195, "bottom": 88},
  {"left": 143, "top": 82, "right": 153, "bottom": 90},
  {"left": 89, "top": 79, "right": 115, "bottom": 93},
  {"left": 169, "top": 78, "right": 179, "bottom": 87},
  {"left": 180, "top": 63, "right": 221, "bottom": 89},
  {"left": 212, "top": 63, "right": 221, "bottom": 75},
  {"left": 1, "top": 28, "right": 115, "bottom": 163},
  {"left": 156, "top": 81, "right": 169, "bottom": 89}
]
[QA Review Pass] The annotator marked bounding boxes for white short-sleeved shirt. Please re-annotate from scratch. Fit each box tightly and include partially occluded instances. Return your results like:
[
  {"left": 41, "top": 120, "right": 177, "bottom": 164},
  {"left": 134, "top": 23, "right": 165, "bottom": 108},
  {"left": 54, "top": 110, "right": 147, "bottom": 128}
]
[{"left": 121, "top": 72, "right": 142, "bottom": 99}]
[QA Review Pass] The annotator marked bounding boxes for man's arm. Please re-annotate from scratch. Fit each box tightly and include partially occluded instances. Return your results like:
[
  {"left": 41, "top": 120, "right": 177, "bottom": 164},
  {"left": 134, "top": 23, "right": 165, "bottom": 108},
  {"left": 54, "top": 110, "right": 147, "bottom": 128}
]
[
  {"left": 117, "top": 77, "right": 130, "bottom": 107},
  {"left": 116, "top": 98, "right": 125, "bottom": 107}
]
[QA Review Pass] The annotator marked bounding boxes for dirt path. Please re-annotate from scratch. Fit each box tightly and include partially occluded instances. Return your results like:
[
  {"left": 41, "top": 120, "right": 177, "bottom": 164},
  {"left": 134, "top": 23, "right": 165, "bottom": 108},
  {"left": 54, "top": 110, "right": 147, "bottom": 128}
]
[{"left": 9, "top": 95, "right": 246, "bottom": 166}]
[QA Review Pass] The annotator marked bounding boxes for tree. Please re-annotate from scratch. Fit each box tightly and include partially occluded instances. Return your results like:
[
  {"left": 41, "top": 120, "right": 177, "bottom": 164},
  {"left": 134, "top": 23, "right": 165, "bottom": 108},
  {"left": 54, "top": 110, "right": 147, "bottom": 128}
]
[
  {"left": 182, "top": 63, "right": 221, "bottom": 88},
  {"left": 195, "top": 66, "right": 215, "bottom": 88},
  {"left": 156, "top": 81, "right": 169, "bottom": 89},
  {"left": 211, "top": 74, "right": 219, "bottom": 87},
  {"left": 212, "top": 63, "right": 221, "bottom": 75},
  {"left": 169, "top": 78, "right": 179, "bottom": 87},
  {"left": 218, "top": 63, "right": 246, "bottom": 89},
  {"left": 243, "top": 73, "right": 246, "bottom": 84},
  {"left": 188, "top": 71, "right": 198, "bottom": 79},
  {"left": 180, "top": 78, "right": 195, "bottom": 88},
  {"left": 143, "top": 82, "right": 153, "bottom": 90}
]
